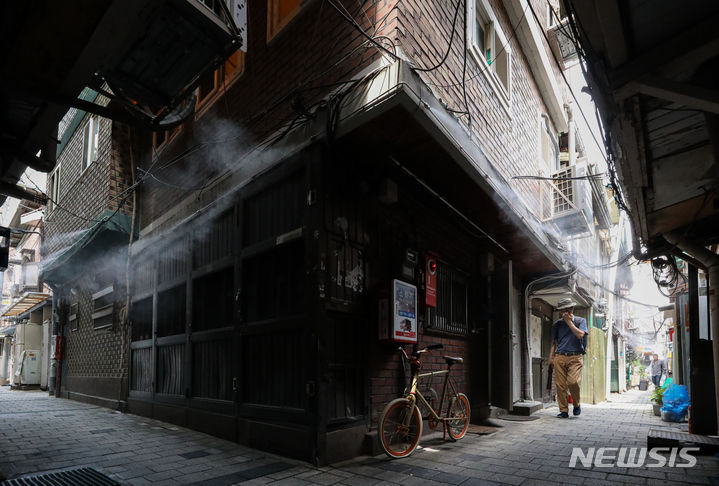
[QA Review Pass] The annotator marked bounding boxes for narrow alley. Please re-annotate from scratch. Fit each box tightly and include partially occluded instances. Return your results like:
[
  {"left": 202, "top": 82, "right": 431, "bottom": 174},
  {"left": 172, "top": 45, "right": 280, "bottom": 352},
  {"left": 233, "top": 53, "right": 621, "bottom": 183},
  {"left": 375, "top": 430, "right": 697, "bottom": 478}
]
[{"left": 1, "top": 386, "right": 717, "bottom": 485}]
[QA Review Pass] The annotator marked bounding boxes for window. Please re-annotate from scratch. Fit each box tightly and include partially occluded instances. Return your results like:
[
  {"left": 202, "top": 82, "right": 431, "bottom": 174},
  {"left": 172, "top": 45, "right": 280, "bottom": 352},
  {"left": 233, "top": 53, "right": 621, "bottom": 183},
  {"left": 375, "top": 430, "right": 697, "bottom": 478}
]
[
  {"left": 152, "top": 130, "right": 169, "bottom": 150},
  {"left": 48, "top": 164, "right": 61, "bottom": 211},
  {"left": 469, "top": 0, "right": 512, "bottom": 105},
  {"left": 540, "top": 115, "right": 559, "bottom": 171},
  {"left": 157, "top": 285, "right": 186, "bottom": 337},
  {"left": 196, "top": 48, "right": 246, "bottom": 113},
  {"left": 546, "top": 0, "right": 566, "bottom": 28},
  {"left": 82, "top": 116, "right": 100, "bottom": 171},
  {"left": 243, "top": 241, "right": 304, "bottom": 323},
  {"left": 425, "top": 262, "right": 469, "bottom": 336},
  {"left": 267, "top": 0, "right": 303, "bottom": 41},
  {"left": 131, "top": 297, "right": 153, "bottom": 341},
  {"left": 192, "top": 267, "right": 234, "bottom": 332},
  {"left": 69, "top": 302, "right": 79, "bottom": 332},
  {"left": 92, "top": 285, "right": 114, "bottom": 330}
]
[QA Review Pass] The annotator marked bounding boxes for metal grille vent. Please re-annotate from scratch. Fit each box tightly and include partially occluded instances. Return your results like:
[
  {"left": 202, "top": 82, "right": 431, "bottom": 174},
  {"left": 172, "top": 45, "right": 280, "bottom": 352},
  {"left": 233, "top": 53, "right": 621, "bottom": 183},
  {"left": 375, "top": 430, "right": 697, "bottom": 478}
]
[
  {"left": 553, "top": 167, "right": 574, "bottom": 213},
  {"left": 1, "top": 467, "right": 119, "bottom": 486}
]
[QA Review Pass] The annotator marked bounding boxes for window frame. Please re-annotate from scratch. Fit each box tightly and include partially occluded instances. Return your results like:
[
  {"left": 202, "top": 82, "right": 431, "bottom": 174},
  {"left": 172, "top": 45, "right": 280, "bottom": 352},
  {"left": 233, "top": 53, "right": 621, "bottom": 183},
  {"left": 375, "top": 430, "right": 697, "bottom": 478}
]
[
  {"left": 48, "top": 163, "right": 62, "bottom": 212},
  {"left": 266, "top": 0, "right": 304, "bottom": 42},
  {"left": 195, "top": 48, "right": 246, "bottom": 118},
  {"left": 467, "top": 0, "right": 512, "bottom": 110},
  {"left": 69, "top": 302, "right": 79, "bottom": 332},
  {"left": 92, "top": 284, "right": 115, "bottom": 330},
  {"left": 82, "top": 116, "right": 100, "bottom": 172},
  {"left": 539, "top": 114, "right": 559, "bottom": 172},
  {"left": 424, "top": 260, "right": 470, "bottom": 337}
]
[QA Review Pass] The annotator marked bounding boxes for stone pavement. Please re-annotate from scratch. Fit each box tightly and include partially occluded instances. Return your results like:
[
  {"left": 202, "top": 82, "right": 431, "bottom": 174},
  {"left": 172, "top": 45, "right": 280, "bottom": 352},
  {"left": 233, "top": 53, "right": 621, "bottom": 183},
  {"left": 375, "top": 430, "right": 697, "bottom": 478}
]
[{"left": 1, "top": 386, "right": 718, "bottom": 485}]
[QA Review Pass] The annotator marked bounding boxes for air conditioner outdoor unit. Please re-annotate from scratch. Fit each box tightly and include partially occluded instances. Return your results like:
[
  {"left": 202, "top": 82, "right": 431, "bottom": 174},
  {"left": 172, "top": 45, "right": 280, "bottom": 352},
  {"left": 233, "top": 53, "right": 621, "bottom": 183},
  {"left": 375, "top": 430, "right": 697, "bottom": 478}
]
[{"left": 551, "top": 162, "right": 593, "bottom": 236}]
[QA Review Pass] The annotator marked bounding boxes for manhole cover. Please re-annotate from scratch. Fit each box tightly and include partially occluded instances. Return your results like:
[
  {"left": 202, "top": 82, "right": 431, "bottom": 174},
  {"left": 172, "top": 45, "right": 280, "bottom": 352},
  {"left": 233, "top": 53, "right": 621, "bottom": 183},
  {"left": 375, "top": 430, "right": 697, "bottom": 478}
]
[{"left": 1, "top": 467, "right": 118, "bottom": 486}]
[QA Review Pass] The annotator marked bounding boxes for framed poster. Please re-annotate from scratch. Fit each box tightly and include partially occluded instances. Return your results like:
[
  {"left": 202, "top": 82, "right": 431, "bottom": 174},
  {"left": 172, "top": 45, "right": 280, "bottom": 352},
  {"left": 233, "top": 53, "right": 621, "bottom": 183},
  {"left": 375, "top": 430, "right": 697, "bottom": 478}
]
[{"left": 393, "top": 279, "right": 417, "bottom": 343}]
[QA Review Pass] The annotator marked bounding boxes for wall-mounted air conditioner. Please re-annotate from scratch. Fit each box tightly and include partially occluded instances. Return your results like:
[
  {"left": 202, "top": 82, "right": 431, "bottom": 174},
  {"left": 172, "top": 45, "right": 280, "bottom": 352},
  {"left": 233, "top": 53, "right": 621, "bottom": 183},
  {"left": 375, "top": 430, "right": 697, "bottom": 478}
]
[{"left": 550, "top": 161, "right": 593, "bottom": 236}]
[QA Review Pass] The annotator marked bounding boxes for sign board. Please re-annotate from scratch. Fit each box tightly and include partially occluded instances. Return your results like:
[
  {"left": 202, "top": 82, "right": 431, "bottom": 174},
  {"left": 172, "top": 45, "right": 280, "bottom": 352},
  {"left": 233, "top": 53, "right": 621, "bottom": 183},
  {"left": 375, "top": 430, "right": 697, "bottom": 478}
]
[
  {"left": 425, "top": 255, "right": 437, "bottom": 307},
  {"left": 392, "top": 279, "right": 417, "bottom": 343}
]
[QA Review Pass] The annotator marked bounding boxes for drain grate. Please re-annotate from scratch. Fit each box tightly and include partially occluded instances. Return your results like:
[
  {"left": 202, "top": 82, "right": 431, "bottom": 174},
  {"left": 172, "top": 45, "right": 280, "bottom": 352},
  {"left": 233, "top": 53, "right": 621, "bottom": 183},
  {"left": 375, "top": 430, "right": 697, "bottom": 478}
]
[{"left": 1, "top": 467, "right": 119, "bottom": 486}]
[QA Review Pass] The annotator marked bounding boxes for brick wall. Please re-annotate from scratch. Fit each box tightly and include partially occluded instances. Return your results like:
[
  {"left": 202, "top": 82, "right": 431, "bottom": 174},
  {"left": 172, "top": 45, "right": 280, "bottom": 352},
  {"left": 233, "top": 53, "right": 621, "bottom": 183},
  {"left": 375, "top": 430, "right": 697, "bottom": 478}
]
[
  {"left": 63, "top": 267, "right": 126, "bottom": 383},
  {"left": 394, "top": 0, "right": 565, "bottom": 221},
  {"left": 137, "top": 0, "right": 565, "bottom": 239},
  {"left": 44, "top": 110, "right": 133, "bottom": 255}
]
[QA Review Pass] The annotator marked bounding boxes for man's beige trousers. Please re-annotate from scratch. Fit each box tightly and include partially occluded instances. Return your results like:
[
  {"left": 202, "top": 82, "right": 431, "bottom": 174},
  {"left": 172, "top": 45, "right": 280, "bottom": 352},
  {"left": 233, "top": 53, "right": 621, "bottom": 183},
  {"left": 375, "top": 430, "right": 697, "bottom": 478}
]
[{"left": 554, "top": 354, "right": 583, "bottom": 412}]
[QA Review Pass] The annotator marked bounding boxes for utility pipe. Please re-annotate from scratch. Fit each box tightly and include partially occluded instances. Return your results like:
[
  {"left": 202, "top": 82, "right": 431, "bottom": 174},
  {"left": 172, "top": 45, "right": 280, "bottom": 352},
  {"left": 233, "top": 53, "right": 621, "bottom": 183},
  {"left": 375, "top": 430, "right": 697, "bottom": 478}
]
[
  {"left": 664, "top": 231, "right": 719, "bottom": 434},
  {"left": 567, "top": 103, "right": 576, "bottom": 166}
]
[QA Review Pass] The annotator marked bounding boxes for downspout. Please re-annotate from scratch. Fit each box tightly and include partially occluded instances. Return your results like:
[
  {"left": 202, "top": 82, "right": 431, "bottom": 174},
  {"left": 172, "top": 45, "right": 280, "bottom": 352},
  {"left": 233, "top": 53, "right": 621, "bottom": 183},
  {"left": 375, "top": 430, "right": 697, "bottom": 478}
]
[
  {"left": 119, "top": 126, "right": 137, "bottom": 410},
  {"left": 664, "top": 231, "right": 719, "bottom": 434},
  {"left": 605, "top": 223, "right": 621, "bottom": 399},
  {"left": 567, "top": 103, "right": 576, "bottom": 166}
]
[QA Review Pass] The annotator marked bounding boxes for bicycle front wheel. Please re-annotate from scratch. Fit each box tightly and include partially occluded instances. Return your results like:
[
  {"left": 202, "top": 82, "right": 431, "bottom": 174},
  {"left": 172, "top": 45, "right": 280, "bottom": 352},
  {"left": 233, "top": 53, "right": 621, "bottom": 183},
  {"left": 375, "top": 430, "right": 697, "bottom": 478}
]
[
  {"left": 446, "top": 393, "right": 470, "bottom": 440},
  {"left": 379, "top": 398, "right": 423, "bottom": 458}
]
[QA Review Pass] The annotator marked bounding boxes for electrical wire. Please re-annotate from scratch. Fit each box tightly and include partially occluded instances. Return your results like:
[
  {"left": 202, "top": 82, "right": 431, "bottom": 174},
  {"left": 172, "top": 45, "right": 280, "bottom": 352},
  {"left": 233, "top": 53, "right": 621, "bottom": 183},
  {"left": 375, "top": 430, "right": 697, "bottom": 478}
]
[
  {"left": 325, "top": 0, "right": 399, "bottom": 61},
  {"left": 549, "top": 0, "right": 630, "bottom": 215},
  {"left": 413, "top": 0, "right": 463, "bottom": 72},
  {"left": 422, "top": 2, "right": 530, "bottom": 90},
  {"left": 511, "top": 174, "right": 605, "bottom": 182}
]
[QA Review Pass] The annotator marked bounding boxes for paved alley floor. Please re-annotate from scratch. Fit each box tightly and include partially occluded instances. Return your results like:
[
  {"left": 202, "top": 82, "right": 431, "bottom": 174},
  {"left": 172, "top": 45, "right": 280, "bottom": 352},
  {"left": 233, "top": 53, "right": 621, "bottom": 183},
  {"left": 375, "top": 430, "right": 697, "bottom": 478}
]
[{"left": 1, "top": 386, "right": 718, "bottom": 485}]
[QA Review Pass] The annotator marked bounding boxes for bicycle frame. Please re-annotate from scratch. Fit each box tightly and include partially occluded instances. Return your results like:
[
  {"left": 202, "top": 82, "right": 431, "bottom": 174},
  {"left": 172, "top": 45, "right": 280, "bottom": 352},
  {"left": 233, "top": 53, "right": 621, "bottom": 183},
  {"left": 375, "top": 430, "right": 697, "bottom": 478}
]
[
  {"left": 404, "top": 352, "right": 461, "bottom": 425},
  {"left": 378, "top": 344, "right": 470, "bottom": 458}
]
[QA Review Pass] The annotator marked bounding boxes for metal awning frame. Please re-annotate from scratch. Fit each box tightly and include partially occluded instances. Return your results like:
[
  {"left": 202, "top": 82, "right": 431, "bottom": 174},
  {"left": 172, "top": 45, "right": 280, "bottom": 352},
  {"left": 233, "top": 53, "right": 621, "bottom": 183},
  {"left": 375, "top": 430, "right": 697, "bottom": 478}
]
[{"left": 1, "top": 292, "right": 51, "bottom": 318}]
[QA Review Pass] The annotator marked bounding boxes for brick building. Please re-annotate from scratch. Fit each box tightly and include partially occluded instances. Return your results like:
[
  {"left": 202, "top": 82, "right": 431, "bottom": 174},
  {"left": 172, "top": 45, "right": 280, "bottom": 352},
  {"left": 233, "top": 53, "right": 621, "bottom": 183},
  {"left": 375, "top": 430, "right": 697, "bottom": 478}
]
[
  {"left": 37, "top": 0, "right": 617, "bottom": 465},
  {"left": 40, "top": 90, "right": 135, "bottom": 407}
]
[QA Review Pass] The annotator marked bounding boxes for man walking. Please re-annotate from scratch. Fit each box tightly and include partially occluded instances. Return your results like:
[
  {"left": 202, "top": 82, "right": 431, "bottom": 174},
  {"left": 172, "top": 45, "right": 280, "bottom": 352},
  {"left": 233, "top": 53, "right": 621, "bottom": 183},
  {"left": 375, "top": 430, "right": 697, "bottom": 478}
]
[
  {"left": 549, "top": 298, "right": 588, "bottom": 418},
  {"left": 650, "top": 354, "right": 666, "bottom": 387}
]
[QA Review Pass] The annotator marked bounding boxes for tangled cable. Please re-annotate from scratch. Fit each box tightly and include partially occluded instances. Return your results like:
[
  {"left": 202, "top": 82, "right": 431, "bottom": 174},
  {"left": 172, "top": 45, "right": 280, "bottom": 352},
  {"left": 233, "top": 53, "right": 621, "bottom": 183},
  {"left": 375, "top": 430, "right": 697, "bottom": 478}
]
[{"left": 650, "top": 256, "right": 685, "bottom": 297}]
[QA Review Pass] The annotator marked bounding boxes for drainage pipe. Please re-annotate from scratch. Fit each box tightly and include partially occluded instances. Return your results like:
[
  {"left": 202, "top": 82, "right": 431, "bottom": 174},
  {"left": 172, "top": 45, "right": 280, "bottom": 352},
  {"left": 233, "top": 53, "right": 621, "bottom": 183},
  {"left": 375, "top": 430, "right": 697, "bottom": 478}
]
[{"left": 664, "top": 231, "right": 719, "bottom": 434}]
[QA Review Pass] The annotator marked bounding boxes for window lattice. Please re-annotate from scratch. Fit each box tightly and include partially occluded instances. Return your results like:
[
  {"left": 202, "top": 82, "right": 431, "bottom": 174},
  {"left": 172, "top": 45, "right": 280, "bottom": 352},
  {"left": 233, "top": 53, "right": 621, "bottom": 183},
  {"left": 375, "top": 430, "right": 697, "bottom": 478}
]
[
  {"left": 426, "top": 263, "right": 469, "bottom": 336},
  {"left": 553, "top": 168, "right": 573, "bottom": 213}
]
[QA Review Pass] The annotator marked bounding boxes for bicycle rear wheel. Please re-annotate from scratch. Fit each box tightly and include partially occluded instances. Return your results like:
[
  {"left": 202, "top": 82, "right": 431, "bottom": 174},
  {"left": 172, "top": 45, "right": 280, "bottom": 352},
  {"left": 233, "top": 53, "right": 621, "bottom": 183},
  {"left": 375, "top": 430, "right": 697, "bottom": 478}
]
[
  {"left": 446, "top": 393, "right": 470, "bottom": 440},
  {"left": 379, "top": 398, "right": 423, "bottom": 458}
]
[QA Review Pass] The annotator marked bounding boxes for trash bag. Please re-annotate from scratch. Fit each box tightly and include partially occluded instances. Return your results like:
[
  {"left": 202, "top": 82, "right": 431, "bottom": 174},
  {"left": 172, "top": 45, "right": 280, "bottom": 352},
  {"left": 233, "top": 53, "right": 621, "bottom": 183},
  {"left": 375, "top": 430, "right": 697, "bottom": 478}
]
[
  {"left": 660, "top": 384, "right": 689, "bottom": 422},
  {"left": 662, "top": 377, "right": 674, "bottom": 389}
]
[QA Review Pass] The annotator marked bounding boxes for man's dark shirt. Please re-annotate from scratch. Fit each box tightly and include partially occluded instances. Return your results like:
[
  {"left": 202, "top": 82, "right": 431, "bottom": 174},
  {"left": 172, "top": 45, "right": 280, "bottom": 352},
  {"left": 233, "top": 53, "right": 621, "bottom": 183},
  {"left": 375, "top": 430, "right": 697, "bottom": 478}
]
[{"left": 551, "top": 316, "right": 588, "bottom": 353}]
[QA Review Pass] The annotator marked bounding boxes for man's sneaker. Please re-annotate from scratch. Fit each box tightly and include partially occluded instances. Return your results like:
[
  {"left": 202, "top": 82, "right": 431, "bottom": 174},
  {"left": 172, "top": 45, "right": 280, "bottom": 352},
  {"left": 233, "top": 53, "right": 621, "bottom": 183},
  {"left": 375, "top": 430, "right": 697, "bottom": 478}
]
[
  {"left": 557, "top": 412, "right": 569, "bottom": 418},
  {"left": 573, "top": 406, "right": 581, "bottom": 416}
]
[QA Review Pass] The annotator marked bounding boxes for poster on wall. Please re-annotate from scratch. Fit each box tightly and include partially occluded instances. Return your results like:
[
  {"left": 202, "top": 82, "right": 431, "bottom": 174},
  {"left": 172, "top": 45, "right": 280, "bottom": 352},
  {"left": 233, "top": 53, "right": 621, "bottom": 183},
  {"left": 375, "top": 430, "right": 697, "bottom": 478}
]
[{"left": 393, "top": 279, "right": 417, "bottom": 343}]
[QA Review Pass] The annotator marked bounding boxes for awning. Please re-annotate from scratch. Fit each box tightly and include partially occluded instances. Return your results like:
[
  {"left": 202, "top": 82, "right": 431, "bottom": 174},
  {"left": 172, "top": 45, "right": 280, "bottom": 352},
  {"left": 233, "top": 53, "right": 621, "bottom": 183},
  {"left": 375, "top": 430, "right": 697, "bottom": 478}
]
[
  {"left": 41, "top": 210, "right": 132, "bottom": 285},
  {"left": 1, "top": 292, "right": 50, "bottom": 317},
  {"left": 0, "top": 324, "right": 16, "bottom": 337}
]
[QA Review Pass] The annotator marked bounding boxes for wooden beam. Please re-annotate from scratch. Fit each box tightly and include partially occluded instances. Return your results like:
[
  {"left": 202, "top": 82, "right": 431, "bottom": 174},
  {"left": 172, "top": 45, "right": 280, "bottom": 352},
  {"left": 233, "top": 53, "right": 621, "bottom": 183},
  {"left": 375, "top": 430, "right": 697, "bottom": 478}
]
[
  {"left": 647, "top": 193, "right": 719, "bottom": 237},
  {"left": 594, "top": 0, "right": 628, "bottom": 68},
  {"left": 620, "top": 77, "right": 719, "bottom": 115},
  {"left": 610, "top": 113, "right": 650, "bottom": 243}
]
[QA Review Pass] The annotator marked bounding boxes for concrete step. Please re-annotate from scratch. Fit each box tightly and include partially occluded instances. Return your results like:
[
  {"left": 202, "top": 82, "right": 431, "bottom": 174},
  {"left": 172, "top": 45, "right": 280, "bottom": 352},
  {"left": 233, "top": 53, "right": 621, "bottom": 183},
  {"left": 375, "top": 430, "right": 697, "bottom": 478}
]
[{"left": 510, "top": 401, "right": 543, "bottom": 416}]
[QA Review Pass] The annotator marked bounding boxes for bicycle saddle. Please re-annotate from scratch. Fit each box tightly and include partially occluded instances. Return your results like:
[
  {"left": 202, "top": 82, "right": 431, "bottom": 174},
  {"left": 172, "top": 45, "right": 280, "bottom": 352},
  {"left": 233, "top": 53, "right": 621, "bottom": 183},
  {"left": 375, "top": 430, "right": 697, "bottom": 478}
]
[{"left": 444, "top": 356, "right": 463, "bottom": 365}]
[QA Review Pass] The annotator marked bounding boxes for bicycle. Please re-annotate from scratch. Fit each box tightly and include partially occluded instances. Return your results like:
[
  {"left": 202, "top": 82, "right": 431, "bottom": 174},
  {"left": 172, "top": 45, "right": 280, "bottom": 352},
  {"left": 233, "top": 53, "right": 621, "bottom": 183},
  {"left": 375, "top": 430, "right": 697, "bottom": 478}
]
[{"left": 378, "top": 343, "right": 470, "bottom": 458}]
